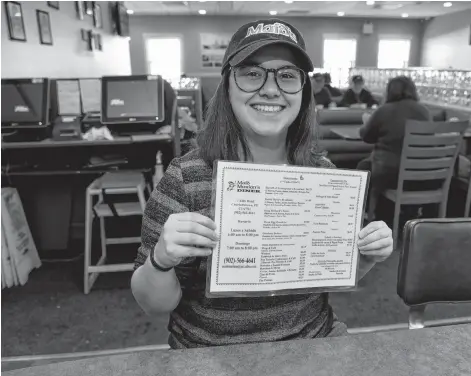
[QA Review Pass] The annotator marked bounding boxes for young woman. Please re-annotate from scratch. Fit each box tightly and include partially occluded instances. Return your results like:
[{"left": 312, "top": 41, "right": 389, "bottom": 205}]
[
  {"left": 131, "top": 19, "right": 393, "bottom": 349},
  {"left": 357, "top": 76, "right": 431, "bottom": 218}
]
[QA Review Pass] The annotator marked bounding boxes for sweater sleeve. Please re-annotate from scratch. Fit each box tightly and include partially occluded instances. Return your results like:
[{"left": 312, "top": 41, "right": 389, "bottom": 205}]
[
  {"left": 365, "top": 90, "right": 379, "bottom": 107},
  {"left": 359, "top": 108, "right": 382, "bottom": 144},
  {"left": 134, "top": 158, "right": 189, "bottom": 269},
  {"left": 339, "top": 89, "right": 354, "bottom": 107}
]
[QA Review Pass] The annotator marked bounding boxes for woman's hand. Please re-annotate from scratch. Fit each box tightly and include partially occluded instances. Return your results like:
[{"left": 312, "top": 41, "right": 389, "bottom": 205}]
[
  {"left": 153, "top": 212, "right": 218, "bottom": 269},
  {"left": 358, "top": 221, "right": 393, "bottom": 263}
]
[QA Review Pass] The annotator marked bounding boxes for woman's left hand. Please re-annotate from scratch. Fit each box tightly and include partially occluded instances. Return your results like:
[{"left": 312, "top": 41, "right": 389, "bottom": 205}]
[{"left": 358, "top": 221, "right": 393, "bottom": 263}]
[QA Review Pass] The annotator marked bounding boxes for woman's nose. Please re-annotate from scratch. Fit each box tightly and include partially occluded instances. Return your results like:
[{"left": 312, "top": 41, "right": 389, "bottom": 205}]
[{"left": 258, "top": 72, "right": 281, "bottom": 98}]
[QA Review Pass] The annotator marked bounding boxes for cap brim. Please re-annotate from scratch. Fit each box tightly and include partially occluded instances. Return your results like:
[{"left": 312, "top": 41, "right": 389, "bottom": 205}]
[{"left": 227, "top": 39, "right": 313, "bottom": 72}]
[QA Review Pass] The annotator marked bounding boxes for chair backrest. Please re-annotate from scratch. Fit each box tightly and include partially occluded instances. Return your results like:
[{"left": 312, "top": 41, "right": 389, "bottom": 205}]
[
  {"left": 397, "top": 120, "right": 469, "bottom": 192},
  {"left": 397, "top": 218, "right": 471, "bottom": 328},
  {"left": 398, "top": 218, "right": 471, "bottom": 305}
]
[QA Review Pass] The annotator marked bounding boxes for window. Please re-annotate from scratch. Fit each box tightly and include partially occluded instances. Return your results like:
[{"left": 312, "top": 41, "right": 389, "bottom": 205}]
[
  {"left": 377, "top": 39, "right": 411, "bottom": 69},
  {"left": 145, "top": 37, "right": 182, "bottom": 81},
  {"left": 323, "top": 38, "right": 357, "bottom": 87}
]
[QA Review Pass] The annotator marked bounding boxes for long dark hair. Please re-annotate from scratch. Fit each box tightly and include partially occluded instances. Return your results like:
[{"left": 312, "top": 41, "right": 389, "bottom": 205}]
[
  {"left": 386, "top": 76, "right": 419, "bottom": 103},
  {"left": 196, "top": 68, "right": 323, "bottom": 167}
]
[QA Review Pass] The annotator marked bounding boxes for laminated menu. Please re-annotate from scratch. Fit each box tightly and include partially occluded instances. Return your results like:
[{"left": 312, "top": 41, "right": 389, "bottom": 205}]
[{"left": 206, "top": 161, "right": 369, "bottom": 298}]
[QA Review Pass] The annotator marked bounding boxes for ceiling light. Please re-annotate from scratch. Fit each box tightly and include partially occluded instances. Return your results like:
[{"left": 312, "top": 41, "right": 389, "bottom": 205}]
[
  {"left": 401, "top": 13, "right": 409, "bottom": 18},
  {"left": 269, "top": 10, "right": 278, "bottom": 15},
  {"left": 284, "top": 0, "right": 294, "bottom": 3},
  {"left": 366, "top": 0, "right": 375, "bottom": 5},
  {"left": 443, "top": 2, "right": 452, "bottom": 7},
  {"left": 126, "top": 9, "right": 134, "bottom": 15},
  {"left": 198, "top": 9, "right": 207, "bottom": 15},
  {"left": 337, "top": 12, "right": 345, "bottom": 17}
]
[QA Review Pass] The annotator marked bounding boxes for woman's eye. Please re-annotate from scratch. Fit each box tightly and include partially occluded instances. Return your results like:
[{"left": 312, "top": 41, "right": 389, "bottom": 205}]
[{"left": 246, "top": 70, "right": 262, "bottom": 78}]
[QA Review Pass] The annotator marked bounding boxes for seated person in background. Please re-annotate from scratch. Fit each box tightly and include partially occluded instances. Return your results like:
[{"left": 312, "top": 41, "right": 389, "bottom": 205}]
[
  {"left": 339, "top": 75, "right": 378, "bottom": 108},
  {"left": 357, "top": 76, "right": 431, "bottom": 219},
  {"left": 323, "top": 73, "right": 342, "bottom": 98},
  {"left": 311, "top": 73, "right": 335, "bottom": 109}
]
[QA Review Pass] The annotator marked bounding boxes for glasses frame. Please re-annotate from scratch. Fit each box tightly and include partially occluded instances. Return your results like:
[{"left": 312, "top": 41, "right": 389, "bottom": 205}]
[{"left": 232, "top": 65, "right": 306, "bottom": 94}]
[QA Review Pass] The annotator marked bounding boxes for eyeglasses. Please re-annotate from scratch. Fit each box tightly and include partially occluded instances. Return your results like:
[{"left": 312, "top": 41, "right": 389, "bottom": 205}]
[{"left": 233, "top": 65, "right": 306, "bottom": 94}]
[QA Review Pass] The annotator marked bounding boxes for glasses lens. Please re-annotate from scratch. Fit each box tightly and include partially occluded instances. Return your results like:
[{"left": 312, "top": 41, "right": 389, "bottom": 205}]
[
  {"left": 234, "top": 66, "right": 267, "bottom": 92},
  {"left": 276, "top": 67, "right": 304, "bottom": 93}
]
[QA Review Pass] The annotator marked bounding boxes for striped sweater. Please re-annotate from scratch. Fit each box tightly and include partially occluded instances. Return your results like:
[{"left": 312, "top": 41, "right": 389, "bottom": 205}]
[{"left": 134, "top": 149, "right": 348, "bottom": 349}]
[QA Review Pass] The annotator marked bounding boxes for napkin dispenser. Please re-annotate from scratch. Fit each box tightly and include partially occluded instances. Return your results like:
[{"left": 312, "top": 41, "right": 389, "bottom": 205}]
[{"left": 52, "top": 116, "right": 82, "bottom": 140}]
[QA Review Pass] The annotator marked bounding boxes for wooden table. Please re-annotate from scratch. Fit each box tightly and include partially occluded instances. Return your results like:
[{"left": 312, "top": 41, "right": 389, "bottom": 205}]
[
  {"left": 4, "top": 324, "right": 471, "bottom": 376},
  {"left": 329, "top": 125, "right": 362, "bottom": 141}
]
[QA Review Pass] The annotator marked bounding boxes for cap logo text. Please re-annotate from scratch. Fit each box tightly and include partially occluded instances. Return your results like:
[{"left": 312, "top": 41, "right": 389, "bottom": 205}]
[{"left": 246, "top": 22, "right": 298, "bottom": 44}]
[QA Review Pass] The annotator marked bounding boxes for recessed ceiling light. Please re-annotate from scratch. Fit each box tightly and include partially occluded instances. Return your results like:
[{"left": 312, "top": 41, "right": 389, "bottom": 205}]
[
  {"left": 198, "top": 9, "right": 207, "bottom": 15},
  {"left": 126, "top": 9, "right": 134, "bottom": 15},
  {"left": 401, "top": 13, "right": 409, "bottom": 18},
  {"left": 366, "top": 0, "right": 375, "bottom": 5},
  {"left": 443, "top": 2, "right": 452, "bottom": 7},
  {"left": 337, "top": 11, "right": 345, "bottom": 17},
  {"left": 284, "top": 0, "right": 294, "bottom": 3},
  {"left": 269, "top": 10, "right": 278, "bottom": 15}
]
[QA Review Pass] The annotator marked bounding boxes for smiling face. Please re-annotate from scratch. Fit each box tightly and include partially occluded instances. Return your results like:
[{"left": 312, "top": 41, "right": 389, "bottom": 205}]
[{"left": 228, "top": 45, "right": 303, "bottom": 142}]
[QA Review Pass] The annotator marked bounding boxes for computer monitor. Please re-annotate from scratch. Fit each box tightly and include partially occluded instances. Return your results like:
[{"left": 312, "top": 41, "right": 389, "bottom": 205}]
[
  {"left": 1, "top": 78, "right": 50, "bottom": 128},
  {"left": 79, "top": 78, "right": 101, "bottom": 114},
  {"left": 101, "top": 75, "right": 164, "bottom": 124},
  {"left": 55, "top": 79, "right": 81, "bottom": 116}
]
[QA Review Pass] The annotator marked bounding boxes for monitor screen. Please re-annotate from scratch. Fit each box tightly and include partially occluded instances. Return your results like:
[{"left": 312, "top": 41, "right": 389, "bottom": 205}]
[
  {"left": 101, "top": 75, "right": 164, "bottom": 123},
  {"left": 56, "top": 79, "right": 81, "bottom": 115},
  {"left": 1, "top": 79, "right": 49, "bottom": 126},
  {"left": 79, "top": 78, "right": 101, "bottom": 113}
]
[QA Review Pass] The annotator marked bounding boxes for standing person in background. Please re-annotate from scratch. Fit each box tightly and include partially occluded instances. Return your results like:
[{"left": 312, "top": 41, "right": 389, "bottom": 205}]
[
  {"left": 311, "top": 73, "right": 335, "bottom": 109},
  {"left": 357, "top": 76, "right": 431, "bottom": 220},
  {"left": 339, "top": 75, "right": 378, "bottom": 108},
  {"left": 323, "top": 73, "right": 342, "bottom": 98}
]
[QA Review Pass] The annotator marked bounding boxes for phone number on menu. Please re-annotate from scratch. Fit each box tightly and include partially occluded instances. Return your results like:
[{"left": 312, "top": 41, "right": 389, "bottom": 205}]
[{"left": 224, "top": 257, "right": 256, "bottom": 264}]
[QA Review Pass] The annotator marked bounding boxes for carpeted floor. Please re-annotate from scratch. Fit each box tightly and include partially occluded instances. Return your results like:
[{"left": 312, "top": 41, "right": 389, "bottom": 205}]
[{"left": 2, "top": 248, "right": 471, "bottom": 358}]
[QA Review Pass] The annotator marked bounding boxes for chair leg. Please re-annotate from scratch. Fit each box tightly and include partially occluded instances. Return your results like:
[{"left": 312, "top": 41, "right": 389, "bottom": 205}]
[
  {"left": 393, "top": 201, "right": 401, "bottom": 249},
  {"left": 438, "top": 198, "right": 447, "bottom": 218},
  {"left": 409, "top": 305, "right": 426, "bottom": 329},
  {"left": 99, "top": 217, "right": 107, "bottom": 260},
  {"left": 137, "top": 186, "right": 147, "bottom": 213},
  {"left": 84, "top": 191, "right": 93, "bottom": 295}
]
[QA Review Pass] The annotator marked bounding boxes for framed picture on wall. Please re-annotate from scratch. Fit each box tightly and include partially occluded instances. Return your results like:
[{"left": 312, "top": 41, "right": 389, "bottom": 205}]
[
  {"left": 36, "top": 10, "right": 53, "bottom": 45},
  {"left": 5, "top": 1, "right": 26, "bottom": 42},
  {"left": 76, "top": 1, "right": 85, "bottom": 20},
  {"left": 93, "top": 4, "right": 103, "bottom": 28},
  {"left": 47, "top": 2, "right": 59, "bottom": 10}
]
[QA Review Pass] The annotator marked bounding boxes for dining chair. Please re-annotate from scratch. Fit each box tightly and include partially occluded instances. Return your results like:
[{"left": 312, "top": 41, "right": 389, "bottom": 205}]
[{"left": 369, "top": 120, "right": 469, "bottom": 248}]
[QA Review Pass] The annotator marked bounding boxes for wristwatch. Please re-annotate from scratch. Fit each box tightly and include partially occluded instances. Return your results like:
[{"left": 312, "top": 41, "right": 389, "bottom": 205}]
[{"left": 150, "top": 246, "right": 173, "bottom": 272}]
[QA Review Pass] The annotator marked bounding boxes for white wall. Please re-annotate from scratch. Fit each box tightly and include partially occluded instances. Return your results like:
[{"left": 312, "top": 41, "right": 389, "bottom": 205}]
[
  {"left": 421, "top": 9, "right": 471, "bottom": 69},
  {"left": 1, "top": 1, "right": 131, "bottom": 78},
  {"left": 129, "top": 15, "right": 424, "bottom": 76}
]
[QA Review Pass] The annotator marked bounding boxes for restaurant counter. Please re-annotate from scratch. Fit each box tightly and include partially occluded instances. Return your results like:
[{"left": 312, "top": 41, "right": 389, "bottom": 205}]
[{"left": 5, "top": 324, "right": 470, "bottom": 376}]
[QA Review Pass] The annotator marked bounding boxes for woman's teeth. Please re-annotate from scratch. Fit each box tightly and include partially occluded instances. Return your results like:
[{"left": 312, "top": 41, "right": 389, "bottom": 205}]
[{"left": 252, "top": 105, "right": 283, "bottom": 113}]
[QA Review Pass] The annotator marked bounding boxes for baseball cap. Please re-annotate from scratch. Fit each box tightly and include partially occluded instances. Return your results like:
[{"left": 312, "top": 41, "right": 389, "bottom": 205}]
[
  {"left": 221, "top": 19, "right": 313, "bottom": 74},
  {"left": 352, "top": 75, "right": 365, "bottom": 83}
]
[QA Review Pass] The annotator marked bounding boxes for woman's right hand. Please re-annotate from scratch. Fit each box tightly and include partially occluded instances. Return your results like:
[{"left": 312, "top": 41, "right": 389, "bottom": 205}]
[{"left": 153, "top": 212, "right": 218, "bottom": 269}]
